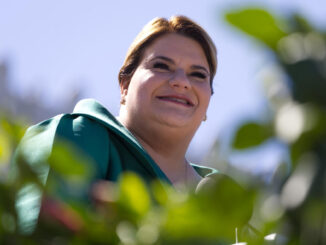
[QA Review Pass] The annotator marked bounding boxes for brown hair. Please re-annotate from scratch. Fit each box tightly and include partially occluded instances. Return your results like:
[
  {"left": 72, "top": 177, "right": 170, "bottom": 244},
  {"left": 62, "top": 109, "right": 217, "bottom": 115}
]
[{"left": 118, "top": 16, "right": 217, "bottom": 94}]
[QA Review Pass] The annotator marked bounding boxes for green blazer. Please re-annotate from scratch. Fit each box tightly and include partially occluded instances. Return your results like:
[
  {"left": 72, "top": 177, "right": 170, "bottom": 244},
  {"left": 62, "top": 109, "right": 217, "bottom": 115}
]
[{"left": 13, "top": 99, "right": 217, "bottom": 233}]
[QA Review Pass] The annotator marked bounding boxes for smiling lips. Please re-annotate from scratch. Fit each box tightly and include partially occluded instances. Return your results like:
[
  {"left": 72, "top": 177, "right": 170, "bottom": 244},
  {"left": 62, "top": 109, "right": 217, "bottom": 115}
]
[{"left": 156, "top": 95, "right": 194, "bottom": 107}]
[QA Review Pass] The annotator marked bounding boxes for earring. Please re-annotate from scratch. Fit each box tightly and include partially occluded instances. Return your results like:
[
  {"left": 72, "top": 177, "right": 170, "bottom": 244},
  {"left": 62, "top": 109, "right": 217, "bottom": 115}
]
[
  {"left": 203, "top": 115, "right": 207, "bottom": 121},
  {"left": 120, "top": 97, "right": 126, "bottom": 105}
]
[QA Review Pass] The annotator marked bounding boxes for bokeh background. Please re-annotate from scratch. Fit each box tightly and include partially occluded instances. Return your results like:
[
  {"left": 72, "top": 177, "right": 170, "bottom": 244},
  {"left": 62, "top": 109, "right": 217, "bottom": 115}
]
[
  {"left": 1, "top": 1, "right": 326, "bottom": 243},
  {"left": 1, "top": 0, "right": 325, "bottom": 181}
]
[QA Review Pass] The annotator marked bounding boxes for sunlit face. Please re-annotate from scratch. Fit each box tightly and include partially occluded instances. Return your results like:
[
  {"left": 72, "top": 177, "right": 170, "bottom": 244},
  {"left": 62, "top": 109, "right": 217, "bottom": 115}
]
[{"left": 120, "top": 33, "right": 211, "bottom": 132}]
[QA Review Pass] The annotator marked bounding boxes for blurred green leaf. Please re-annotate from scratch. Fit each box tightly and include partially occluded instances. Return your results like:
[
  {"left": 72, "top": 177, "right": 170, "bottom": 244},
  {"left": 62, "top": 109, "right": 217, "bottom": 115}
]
[
  {"left": 118, "top": 172, "right": 151, "bottom": 218},
  {"left": 48, "top": 140, "right": 94, "bottom": 183},
  {"left": 232, "top": 122, "right": 273, "bottom": 149},
  {"left": 290, "top": 14, "right": 315, "bottom": 33},
  {"left": 0, "top": 131, "right": 11, "bottom": 165},
  {"left": 225, "top": 8, "right": 288, "bottom": 49},
  {"left": 162, "top": 174, "right": 255, "bottom": 244},
  {"left": 0, "top": 118, "right": 26, "bottom": 146},
  {"left": 151, "top": 179, "right": 171, "bottom": 205},
  {"left": 290, "top": 108, "right": 326, "bottom": 164},
  {"left": 0, "top": 117, "right": 26, "bottom": 172},
  {"left": 12, "top": 154, "right": 44, "bottom": 189},
  {"left": 283, "top": 60, "right": 326, "bottom": 106}
]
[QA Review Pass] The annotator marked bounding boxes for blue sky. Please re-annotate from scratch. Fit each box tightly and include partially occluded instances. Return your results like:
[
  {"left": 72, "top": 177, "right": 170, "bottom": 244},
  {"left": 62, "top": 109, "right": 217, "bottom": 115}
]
[{"left": 1, "top": 0, "right": 325, "bottom": 174}]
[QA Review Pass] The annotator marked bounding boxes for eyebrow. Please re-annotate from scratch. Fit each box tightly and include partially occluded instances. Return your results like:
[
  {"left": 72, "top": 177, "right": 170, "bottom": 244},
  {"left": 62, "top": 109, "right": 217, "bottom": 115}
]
[{"left": 151, "top": 55, "right": 210, "bottom": 75}]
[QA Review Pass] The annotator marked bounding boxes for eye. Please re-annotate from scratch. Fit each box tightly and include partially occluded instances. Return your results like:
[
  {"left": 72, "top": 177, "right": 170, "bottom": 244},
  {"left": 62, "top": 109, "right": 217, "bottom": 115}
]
[
  {"left": 153, "top": 62, "right": 170, "bottom": 70},
  {"left": 191, "top": 72, "right": 207, "bottom": 79}
]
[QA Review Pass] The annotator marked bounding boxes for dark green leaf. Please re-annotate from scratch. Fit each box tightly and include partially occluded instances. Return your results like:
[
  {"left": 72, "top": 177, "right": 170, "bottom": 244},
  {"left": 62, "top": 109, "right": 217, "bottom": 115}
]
[
  {"left": 282, "top": 60, "right": 326, "bottom": 106},
  {"left": 232, "top": 122, "right": 273, "bottom": 149}
]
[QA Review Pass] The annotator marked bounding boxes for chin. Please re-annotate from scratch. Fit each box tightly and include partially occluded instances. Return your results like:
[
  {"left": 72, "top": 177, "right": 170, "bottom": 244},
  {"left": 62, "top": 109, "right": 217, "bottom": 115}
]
[{"left": 155, "top": 114, "right": 198, "bottom": 128}]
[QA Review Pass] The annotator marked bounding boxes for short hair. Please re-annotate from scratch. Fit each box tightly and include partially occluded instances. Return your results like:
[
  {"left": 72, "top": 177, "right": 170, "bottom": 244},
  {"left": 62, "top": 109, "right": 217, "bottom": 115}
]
[{"left": 118, "top": 16, "right": 217, "bottom": 94}]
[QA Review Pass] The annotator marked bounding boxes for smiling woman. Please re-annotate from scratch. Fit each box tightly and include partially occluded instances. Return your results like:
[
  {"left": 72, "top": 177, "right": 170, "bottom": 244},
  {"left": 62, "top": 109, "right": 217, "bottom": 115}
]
[
  {"left": 118, "top": 33, "right": 212, "bottom": 184},
  {"left": 12, "top": 15, "right": 220, "bottom": 233}
]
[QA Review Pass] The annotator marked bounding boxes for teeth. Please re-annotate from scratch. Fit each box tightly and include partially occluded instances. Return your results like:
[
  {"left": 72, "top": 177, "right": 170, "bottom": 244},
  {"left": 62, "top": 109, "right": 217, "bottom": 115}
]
[
  {"left": 158, "top": 96, "right": 191, "bottom": 106},
  {"left": 169, "top": 97, "right": 188, "bottom": 104}
]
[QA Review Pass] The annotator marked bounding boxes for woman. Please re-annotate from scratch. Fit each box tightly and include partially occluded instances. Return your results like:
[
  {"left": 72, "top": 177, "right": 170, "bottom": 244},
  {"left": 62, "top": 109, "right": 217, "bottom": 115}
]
[
  {"left": 117, "top": 15, "right": 217, "bottom": 188},
  {"left": 13, "top": 15, "right": 218, "bottom": 233}
]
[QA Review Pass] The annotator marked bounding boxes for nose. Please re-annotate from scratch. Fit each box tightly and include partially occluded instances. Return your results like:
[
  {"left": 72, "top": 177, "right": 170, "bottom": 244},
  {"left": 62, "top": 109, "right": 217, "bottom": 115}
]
[{"left": 169, "top": 69, "right": 191, "bottom": 90}]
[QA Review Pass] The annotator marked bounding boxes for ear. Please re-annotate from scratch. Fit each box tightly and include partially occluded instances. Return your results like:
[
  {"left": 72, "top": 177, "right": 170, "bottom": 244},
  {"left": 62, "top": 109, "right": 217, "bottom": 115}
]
[{"left": 120, "top": 78, "right": 130, "bottom": 103}]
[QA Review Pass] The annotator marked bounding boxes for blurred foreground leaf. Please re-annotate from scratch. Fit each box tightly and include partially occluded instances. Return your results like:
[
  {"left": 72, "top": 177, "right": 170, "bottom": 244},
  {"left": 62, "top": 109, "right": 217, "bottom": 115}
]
[
  {"left": 161, "top": 174, "right": 255, "bottom": 244},
  {"left": 48, "top": 140, "right": 94, "bottom": 183},
  {"left": 0, "top": 131, "right": 11, "bottom": 165},
  {"left": 118, "top": 172, "right": 151, "bottom": 219},
  {"left": 232, "top": 122, "right": 273, "bottom": 149},
  {"left": 284, "top": 59, "right": 326, "bottom": 106},
  {"left": 225, "top": 8, "right": 288, "bottom": 49}
]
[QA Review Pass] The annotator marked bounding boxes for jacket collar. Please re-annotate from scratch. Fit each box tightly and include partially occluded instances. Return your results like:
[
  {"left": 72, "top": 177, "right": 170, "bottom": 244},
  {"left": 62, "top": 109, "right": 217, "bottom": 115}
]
[
  {"left": 72, "top": 98, "right": 172, "bottom": 184},
  {"left": 72, "top": 99, "right": 217, "bottom": 182}
]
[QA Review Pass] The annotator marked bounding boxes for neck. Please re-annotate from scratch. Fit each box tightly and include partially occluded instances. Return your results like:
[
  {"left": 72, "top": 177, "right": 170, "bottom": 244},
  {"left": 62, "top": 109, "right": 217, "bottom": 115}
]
[
  {"left": 130, "top": 122, "right": 191, "bottom": 169},
  {"left": 118, "top": 115, "right": 201, "bottom": 187}
]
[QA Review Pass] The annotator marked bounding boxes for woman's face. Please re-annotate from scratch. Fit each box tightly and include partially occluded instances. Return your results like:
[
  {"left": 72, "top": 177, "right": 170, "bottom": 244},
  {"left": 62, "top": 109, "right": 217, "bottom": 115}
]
[{"left": 120, "top": 33, "right": 211, "bottom": 132}]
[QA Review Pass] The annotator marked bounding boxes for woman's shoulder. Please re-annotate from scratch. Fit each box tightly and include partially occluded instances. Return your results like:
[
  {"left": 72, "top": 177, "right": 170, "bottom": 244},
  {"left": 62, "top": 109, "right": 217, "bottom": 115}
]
[
  {"left": 71, "top": 98, "right": 118, "bottom": 124},
  {"left": 24, "top": 99, "right": 115, "bottom": 135},
  {"left": 16, "top": 99, "right": 115, "bottom": 168},
  {"left": 24, "top": 99, "right": 122, "bottom": 140}
]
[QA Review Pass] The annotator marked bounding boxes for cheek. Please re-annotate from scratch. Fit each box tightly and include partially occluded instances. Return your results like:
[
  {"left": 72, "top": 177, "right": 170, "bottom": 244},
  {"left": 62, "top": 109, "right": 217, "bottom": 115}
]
[
  {"left": 197, "top": 84, "right": 211, "bottom": 107},
  {"left": 132, "top": 69, "right": 166, "bottom": 91},
  {"left": 127, "top": 72, "right": 156, "bottom": 103},
  {"left": 201, "top": 97, "right": 210, "bottom": 113}
]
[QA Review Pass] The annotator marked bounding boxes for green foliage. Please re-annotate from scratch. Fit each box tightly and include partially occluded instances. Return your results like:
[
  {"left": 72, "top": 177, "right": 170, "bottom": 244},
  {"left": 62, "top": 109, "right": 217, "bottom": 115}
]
[
  {"left": 225, "top": 6, "right": 326, "bottom": 245},
  {"left": 0, "top": 115, "right": 258, "bottom": 244}
]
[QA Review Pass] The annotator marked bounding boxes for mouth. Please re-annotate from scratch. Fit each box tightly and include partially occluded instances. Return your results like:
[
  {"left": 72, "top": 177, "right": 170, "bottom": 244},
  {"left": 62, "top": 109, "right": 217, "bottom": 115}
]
[{"left": 156, "top": 95, "right": 194, "bottom": 107}]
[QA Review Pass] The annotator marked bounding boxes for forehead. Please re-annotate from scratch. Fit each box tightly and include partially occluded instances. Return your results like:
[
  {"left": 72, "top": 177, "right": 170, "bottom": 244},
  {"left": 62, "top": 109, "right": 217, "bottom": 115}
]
[{"left": 142, "top": 33, "right": 209, "bottom": 68}]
